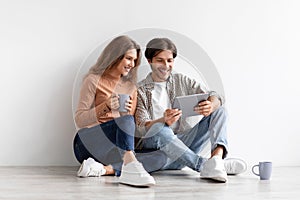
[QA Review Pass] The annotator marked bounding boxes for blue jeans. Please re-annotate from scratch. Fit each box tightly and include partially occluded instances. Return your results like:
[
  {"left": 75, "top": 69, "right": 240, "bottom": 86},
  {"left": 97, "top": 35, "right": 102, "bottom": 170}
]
[
  {"left": 73, "top": 115, "right": 167, "bottom": 174},
  {"left": 142, "top": 107, "right": 228, "bottom": 172}
]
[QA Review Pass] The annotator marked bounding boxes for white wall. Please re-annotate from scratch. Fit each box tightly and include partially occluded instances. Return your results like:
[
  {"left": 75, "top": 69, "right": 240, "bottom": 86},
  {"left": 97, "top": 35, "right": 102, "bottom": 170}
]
[{"left": 0, "top": 0, "right": 299, "bottom": 166}]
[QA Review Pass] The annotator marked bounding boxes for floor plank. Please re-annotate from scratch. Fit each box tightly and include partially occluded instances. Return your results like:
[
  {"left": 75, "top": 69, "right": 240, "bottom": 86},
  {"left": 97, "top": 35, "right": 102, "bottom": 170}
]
[{"left": 0, "top": 166, "right": 299, "bottom": 200}]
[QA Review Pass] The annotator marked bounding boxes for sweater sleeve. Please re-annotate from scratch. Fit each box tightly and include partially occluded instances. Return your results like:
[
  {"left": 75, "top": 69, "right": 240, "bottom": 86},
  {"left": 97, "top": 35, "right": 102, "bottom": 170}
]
[{"left": 74, "top": 75, "right": 110, "bottom": 129}]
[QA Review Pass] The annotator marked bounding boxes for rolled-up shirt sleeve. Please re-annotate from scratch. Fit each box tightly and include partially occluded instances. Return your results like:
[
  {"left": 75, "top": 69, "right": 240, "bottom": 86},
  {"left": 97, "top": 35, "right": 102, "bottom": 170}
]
[
  {"left": 135, "top": 87, "right": 151, "bottom": 137},
  {"left": 186, "top": 75, "right": 224, "bottom": 105}
]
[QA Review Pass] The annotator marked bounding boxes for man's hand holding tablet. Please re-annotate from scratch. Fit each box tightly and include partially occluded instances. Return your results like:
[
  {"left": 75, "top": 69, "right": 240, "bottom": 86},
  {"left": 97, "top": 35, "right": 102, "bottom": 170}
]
[
  {"left": 194, "top": 97, "right": 213, "bottom": 117},
  {"left": 163, "top": 108, "right": 182, "bottom": 126}
]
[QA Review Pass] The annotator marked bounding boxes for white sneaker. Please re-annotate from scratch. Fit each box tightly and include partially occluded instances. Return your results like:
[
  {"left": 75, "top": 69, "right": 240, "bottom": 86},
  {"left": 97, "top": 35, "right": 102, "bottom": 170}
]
[
  {"left": 200, "top": 156, "right": 227, "bottom": 183},
  {"left": 119, "top": 161, "right": 156, "bottom": 187},
  {"left": 77, "top": 158, "right": 106, "bottom": 177},
  {"left": 224, "top": 158, "right": 247, "bottom": 175}
]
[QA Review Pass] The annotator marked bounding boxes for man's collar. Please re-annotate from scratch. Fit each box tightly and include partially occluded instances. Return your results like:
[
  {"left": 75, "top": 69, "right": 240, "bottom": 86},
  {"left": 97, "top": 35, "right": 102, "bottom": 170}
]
[
  {"left": 144, "top": 72, "right": 173, "bottom": 84},
  {"left": 144, "top": 73, "right": 154, "bottom": 84}
]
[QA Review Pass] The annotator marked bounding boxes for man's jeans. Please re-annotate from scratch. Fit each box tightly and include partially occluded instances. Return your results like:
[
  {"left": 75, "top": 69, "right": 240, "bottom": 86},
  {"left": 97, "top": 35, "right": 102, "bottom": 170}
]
[{"left": 142, "top": 107, "right": 228, "bottom": 172}]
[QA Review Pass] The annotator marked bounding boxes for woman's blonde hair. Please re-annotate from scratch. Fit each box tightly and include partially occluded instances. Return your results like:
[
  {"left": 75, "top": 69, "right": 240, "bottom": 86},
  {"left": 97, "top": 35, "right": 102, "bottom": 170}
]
[{"left": 88, "top": 35, "right": 141, "bottom": 83}]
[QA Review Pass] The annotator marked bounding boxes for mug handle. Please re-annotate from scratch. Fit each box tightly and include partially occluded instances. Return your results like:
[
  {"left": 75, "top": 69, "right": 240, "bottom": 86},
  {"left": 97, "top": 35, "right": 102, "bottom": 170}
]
[{"left": 252, "top": 165, "right": 260, "bottom": 176}]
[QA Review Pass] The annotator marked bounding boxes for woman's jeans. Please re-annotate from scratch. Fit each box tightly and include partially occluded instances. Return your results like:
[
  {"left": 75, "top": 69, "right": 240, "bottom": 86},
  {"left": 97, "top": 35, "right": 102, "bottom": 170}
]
[
  {"left": 142, "top": 107, "right": 228, "bottom": 172},
  {"left": 73, "top": 115, "right": 166, "bottom": 175}
]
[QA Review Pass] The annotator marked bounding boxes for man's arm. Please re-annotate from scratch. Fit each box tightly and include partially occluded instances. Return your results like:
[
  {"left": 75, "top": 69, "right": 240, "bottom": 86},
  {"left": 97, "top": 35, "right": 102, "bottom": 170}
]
[
  {"left": 180, "top": 74, "right": 223, "bottom": 116},
  {"left": 144, "top": 117, "right": 165, "bottom": 129},
  {"left": 135, "top": 88, "right": 153, "bottom": 136},
  {"left": 208, "top": 95, "right": 221, "bottom": 111},
  {"left": 180, "top": 74, "right": 224, "bottom": 105},
  {"left": 144, "top": 109, "right": 182, "bottom": 129}
]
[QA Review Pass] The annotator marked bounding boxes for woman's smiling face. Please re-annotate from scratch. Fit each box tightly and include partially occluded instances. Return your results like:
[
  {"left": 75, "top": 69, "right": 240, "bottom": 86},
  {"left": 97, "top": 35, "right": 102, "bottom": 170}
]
[{"left": 115, "top": 49, "right": 137, "bottom": 76}]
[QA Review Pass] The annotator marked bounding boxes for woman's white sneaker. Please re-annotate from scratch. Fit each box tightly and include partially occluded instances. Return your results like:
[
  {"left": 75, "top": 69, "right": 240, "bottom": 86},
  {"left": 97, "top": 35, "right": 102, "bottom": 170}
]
[
  {"left": 119, "top": 161, "right": 156, "bottom": 187},
  {"left": 77, "top": 157, "right": 106, "bottom": 177}
]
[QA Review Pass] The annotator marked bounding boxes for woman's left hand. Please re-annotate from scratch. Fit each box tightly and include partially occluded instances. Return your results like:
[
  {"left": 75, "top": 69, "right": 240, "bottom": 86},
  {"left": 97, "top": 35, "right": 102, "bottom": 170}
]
[{"left": 124, "top": 96, "right": 133, "bottom": 113}]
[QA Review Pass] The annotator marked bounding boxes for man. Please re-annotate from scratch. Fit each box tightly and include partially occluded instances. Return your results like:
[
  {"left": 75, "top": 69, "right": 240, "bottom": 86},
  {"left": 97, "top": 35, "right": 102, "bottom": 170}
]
[{"left": 135, "top": 38, "right": 246, "bottom": 182}]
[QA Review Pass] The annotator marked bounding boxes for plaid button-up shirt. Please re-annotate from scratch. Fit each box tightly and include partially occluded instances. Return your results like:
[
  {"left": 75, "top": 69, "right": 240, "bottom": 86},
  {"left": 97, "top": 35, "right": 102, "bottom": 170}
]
[{"left": 134, "top": 73, "right": 223, "bottom": 149}]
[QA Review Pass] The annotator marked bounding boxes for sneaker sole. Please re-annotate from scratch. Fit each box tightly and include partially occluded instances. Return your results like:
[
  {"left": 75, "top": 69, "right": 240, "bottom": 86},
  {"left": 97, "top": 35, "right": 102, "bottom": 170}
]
[
  {"left": 119, "top": 177, "right": 156, "bottom": 187},
  {"left": 200, "top": 176, "right": 227, "bottom": 183}
]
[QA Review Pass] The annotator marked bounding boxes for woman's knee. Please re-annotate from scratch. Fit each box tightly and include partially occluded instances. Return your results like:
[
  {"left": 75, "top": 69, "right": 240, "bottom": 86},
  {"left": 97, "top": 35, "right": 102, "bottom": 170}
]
[
  {"left": 115, "top": 115, "right": 135, "bottom": 135},
  {"left": 117, "top": 115, "right": 134, "bottom": 126}
]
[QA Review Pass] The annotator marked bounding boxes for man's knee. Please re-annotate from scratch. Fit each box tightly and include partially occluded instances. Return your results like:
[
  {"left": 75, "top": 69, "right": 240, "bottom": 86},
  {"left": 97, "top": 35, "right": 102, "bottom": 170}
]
[
  {"left": 212, "top": 106, "right": 227, "bottom": 118},
  {"left": 145, "top": 123, "right": 176, "bottom": 146},
  {"left": 146, "top": 122, "right": 170, "bottom": 137},
  {"left": 155, "top": 129, "right": 176, "bottom": 149}
]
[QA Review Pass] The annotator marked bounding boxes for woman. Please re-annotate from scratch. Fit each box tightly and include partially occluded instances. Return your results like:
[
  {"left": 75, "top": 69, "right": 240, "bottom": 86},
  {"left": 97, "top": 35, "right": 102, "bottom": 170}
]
[{"left": 73, "top": 36, "right": 164, "bottom": 186}]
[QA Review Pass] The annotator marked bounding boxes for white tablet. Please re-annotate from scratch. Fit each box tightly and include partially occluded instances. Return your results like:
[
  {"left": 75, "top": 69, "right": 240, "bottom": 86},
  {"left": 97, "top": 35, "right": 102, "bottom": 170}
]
[{"left": 173, "top": 93, "right": 209, "bottom": 118}]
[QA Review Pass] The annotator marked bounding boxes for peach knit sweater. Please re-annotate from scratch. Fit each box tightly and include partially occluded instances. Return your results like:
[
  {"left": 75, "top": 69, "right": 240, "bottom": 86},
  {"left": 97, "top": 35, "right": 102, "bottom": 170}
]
[{"left": 74, "top": 73, "right": 137, "bottom": 129}]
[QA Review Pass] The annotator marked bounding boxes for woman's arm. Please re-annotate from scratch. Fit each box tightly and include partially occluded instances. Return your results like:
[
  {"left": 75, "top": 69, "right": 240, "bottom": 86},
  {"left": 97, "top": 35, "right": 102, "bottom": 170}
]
[{"left": 74, "top": 75, "right": 109, "bottom": 129}]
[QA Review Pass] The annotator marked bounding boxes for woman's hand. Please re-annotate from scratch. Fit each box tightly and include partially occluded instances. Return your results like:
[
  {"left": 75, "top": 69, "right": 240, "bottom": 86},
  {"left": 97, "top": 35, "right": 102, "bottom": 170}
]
[
  {"left": 106, "top": 94, "right": 120, "bottom": 110},
  {"left": 124, "top": 96, "right": 133, "bottom": 113}
]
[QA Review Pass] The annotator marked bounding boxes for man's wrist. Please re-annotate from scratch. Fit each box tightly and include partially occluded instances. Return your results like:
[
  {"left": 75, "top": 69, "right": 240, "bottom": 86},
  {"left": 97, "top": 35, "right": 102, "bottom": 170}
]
[{"left": 163, "top": 119, "right": 170, "bottom": 126}]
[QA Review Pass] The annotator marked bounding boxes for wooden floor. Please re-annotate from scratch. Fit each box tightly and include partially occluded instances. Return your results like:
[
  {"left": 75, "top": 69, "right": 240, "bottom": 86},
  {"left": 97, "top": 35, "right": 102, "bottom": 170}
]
[{"left": 0, "top": 166, "right": 299, "bottom": 200}]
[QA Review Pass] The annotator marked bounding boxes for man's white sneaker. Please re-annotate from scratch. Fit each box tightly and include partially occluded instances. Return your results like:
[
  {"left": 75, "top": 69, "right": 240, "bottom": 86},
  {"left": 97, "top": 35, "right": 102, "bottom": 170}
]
[
  {"left": 119, "top": 161, "right": 156, "bottom": 187},
  {"left": 200, "top": 156, "right": 228, "bottom": 183},
  {"left": 77, "top": 157, "right": 106, "bottom": 177},
  {"left": 224, "top": 158, "right": 247, "bottom": 175}
]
